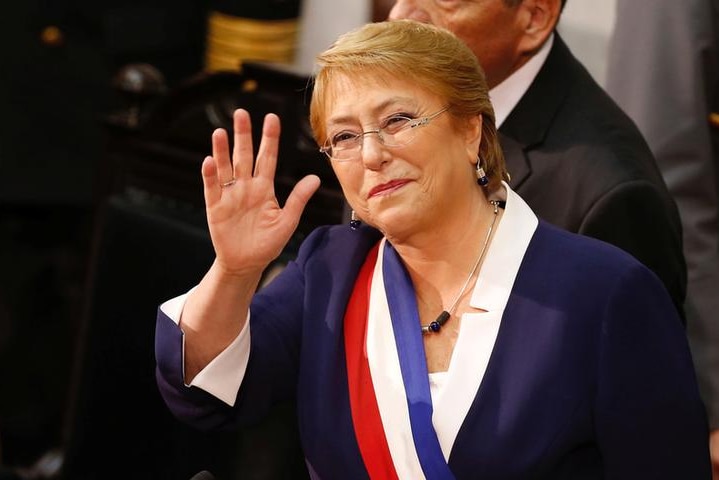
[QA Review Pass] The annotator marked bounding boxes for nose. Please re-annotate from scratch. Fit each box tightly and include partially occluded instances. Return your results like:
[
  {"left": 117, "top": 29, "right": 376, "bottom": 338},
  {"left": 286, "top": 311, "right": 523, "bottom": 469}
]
[
  {"left": 360, "top": 132, "right": 390, "bottom": 170},
  {"left": 388, "top": 0, "right": 431, "bottom": 22}
]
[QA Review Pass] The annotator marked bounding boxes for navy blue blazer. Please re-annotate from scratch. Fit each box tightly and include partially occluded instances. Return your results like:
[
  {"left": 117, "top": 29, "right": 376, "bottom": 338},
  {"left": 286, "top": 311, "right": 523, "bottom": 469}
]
[{"left": 156, "top": 221, "right": 710, "bottom": 479}]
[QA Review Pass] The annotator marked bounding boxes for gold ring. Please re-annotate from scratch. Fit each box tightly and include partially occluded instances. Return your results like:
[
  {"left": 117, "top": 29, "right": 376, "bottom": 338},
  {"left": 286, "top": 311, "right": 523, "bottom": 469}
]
[{"left": 220, "top": 178, "right": 236, "bottom": 188}]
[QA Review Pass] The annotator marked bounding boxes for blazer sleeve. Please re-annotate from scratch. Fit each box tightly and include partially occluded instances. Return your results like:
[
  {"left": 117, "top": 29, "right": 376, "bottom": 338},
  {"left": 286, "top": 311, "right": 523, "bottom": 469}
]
[
  {"left": 155, "top": 229, "right": 326, "bottom": 431},
  {"left": 594, "top": 262, "right": 711, "bottom": 478}
]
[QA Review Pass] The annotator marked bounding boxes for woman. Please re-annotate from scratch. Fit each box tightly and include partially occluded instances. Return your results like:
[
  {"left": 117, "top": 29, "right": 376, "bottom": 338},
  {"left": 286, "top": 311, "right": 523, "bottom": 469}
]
[{"left": 155, "top": 20, "right": 710, "bottom": 478}]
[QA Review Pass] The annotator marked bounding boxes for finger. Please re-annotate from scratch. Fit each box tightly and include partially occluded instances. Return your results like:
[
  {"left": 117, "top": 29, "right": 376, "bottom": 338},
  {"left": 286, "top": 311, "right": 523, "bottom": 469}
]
[
  {"left": 281, "top": 175, "right": 321, "bottom": 226},
  {"left": 212, "top": 128, "right": 234, "bottom": 185},
  {"left": 201, "top": 156, "right": 222, "bottom": 207},
  {"left": 232, "top": 109, "right": 255, "bottom": 179},
  {"left": 254, "top": 113, "right": 281, "bottom": 180}
]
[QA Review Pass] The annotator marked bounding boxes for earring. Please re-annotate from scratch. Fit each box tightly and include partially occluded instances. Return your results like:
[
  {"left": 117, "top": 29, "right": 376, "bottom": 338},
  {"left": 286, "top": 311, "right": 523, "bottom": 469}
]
[
  {"left": 476, "top": 158, "right": 489, "bottom": 187},
  {"left": 349, "top": 210, "right": 361, "bottom": 230}
]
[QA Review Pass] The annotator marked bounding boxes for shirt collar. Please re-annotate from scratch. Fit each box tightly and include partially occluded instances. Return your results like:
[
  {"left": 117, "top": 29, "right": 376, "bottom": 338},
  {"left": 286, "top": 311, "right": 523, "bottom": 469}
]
[
  {"left": 469, "top": 182, "right": 539, "bottom": 311},
  {"left": 490, "top": 33, "right": 554, "bottom": 128}
]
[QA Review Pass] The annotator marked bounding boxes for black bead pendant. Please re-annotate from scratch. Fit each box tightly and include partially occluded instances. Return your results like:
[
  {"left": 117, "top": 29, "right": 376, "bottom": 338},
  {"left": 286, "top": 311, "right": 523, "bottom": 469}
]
[{"left": 423, "top": 310, "right": 451, "bottom": 334}]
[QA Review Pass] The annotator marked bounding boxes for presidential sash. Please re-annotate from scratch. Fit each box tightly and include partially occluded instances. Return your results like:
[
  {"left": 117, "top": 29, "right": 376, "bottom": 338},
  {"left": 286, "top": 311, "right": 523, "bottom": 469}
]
[{"left": 344, "top": 241, "right": 455, "bottom": 479}]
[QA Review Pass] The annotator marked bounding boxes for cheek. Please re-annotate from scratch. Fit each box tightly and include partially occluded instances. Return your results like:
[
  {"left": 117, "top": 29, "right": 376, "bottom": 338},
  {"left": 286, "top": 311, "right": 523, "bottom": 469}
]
[
  {"left": 331, "top": 161, "right": 355, "bottom": 185},
  {"left": 410, "top": 161, "right": 444, "bottom": 200},
  {"left": 332, "top": 165, "right": 365, "bottom": 202}
]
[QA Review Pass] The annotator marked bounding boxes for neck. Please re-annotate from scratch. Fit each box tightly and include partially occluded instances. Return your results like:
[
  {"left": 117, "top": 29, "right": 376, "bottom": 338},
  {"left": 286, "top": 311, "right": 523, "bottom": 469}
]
[
  {"left": 390, "top": 193, "right": 496, "bottom": 276},
  {"left": 390, "top": 196, "right": 501, "bottom": 319},
  {"left": 419, "top": 199, "right": 501, "bottom": 334}
]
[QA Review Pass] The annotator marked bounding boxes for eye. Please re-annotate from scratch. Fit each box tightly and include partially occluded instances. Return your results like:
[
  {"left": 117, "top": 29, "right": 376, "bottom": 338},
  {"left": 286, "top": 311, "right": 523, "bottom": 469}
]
[
  {"left": 331, "top": 131, "right": 361, "bottom": 147},
  {"left": 381, "top": 114, "right": 413, "bottom": 134}
]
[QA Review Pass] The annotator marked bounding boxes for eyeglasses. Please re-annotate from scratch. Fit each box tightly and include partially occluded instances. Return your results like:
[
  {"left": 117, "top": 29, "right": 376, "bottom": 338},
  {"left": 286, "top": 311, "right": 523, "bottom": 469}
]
[{"left": 320, "top": 107, "right": 449, "bottom": 161}]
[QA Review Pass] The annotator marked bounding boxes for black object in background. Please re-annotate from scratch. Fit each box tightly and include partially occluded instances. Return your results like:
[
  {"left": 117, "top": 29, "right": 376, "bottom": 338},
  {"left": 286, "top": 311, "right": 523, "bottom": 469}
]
[{"left": 59, "top": 193, "right": 308, "bottom": 479}]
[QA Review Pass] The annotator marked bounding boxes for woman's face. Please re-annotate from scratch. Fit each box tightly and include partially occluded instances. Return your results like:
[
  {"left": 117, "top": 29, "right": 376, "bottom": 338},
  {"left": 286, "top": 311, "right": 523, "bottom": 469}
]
[{"left": 322, "top": 73, "right": 481, "bottom": 241}]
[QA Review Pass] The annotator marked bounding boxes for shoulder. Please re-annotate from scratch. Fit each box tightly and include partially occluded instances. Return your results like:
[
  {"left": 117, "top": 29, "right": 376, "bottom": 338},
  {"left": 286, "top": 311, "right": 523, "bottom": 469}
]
[
  {"left": 508, "top": 36, "right": 664, "bottom": 190},
  {"left": 252, "top": 224, "right": 382, "bottom": 318},
  {"left": 519, "top": 221, "right": 672, "bottom": 305},
  {"left": 536, "top": 36, "right": 654, "bottom": 163},
  {"left": 509, "top": 37, "right": 676, "bottom": 221},
  {"left": 529, "top": 220, "right": 648, "bottom": 271},
  {"left": 509, "top": 220, "right": 683, "bottom": 346},
  {"left": 279, "top": 224, "right": 383, "bottom": 285},
  {"left": 294, "top": 224, "right": 382, "bottom": 266}
]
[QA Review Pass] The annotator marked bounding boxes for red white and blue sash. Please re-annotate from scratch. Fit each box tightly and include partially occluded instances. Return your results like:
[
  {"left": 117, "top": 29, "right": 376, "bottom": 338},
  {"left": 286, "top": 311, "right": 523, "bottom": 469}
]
[
  {"left": 344, "top": 242, "right": 456, "bottom": 479},
  {"left": 343, "top": 185, "right": 536, "bottom": 478},
  {"left": 344, "top": 243, "right": 399, "bottom": 479}
]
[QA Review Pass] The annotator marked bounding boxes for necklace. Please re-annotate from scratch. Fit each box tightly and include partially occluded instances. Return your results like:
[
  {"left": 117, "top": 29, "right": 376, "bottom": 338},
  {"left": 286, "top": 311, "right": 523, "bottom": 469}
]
[{"left": 421, "top": 200, "right": 501, "bottom": 334}]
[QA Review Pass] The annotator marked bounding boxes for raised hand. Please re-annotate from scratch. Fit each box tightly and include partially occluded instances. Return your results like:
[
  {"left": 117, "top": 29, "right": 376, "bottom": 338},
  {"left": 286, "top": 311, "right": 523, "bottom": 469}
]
[{"left": 202, "top": 108, "right": 321, "bottom": 278}]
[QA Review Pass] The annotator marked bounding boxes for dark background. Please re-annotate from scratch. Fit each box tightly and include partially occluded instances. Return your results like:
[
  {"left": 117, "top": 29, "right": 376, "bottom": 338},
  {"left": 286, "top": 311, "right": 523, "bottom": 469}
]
[
  {"left": 0, "top": 0, "right": 206, "bottom": 465},
  {"left": 0, "top": 0, "right": 324, "bottom": 478}
]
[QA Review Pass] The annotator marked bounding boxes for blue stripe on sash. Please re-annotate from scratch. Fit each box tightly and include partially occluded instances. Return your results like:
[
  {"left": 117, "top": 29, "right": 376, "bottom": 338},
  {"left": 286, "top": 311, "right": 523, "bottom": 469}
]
[{"left": 382, "top": 241, "right": 456, "bottom": 480}]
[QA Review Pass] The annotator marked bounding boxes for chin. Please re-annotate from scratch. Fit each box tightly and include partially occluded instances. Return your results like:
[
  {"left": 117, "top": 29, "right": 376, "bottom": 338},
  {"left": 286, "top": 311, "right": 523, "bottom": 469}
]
[{"left": 372, "top": 210, "right": 423, "bottom": 238}]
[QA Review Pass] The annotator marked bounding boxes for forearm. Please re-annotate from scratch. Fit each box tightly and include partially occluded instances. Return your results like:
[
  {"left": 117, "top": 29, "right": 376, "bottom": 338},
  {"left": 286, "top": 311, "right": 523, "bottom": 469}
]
[{"left": 181, "top": 258, "right": 263, "bottom": 382}]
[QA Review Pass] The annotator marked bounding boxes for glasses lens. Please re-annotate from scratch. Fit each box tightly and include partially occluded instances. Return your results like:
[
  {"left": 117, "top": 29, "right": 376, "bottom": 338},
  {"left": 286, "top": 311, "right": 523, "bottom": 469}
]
[
  {"left": 322, "top": 109, "right": 444, "bottom": 161},
  {"left": 332, "top": 149, "right": 353, "bottom": 161},
  {"left": 381, "top": 117, "right": 415, "bottom": 147},
  {"left": 326, "top": 132, "right": 361, "bottom": 161}
]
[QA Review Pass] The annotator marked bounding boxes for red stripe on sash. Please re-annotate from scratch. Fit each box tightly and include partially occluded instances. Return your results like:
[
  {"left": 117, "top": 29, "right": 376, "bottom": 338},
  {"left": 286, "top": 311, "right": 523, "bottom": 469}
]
[{"left": 344, "top": 243, "right": 399, "bottom": 480}]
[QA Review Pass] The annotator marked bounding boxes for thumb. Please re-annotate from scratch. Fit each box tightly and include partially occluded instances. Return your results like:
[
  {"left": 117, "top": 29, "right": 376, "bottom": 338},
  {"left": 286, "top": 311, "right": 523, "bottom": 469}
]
[{"left": 282, "top": 175, "right": 321, "bottom": 222}]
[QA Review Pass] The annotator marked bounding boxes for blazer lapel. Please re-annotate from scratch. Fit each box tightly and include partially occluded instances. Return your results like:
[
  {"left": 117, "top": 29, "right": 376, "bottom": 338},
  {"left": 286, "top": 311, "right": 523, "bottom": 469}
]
[
  {"left": 448, "top": 223, "right": 588, "bottom": 475},
  {"left": 498, "top": 34, "right": 578, "bottom": 189},
  {"left": 499, "top": 131, "right": 531, "bottom": 189}
]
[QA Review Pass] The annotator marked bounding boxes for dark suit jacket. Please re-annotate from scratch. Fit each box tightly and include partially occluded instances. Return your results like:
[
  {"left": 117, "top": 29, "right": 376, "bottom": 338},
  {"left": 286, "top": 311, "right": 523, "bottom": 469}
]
[
  {"left": 156, "top": 222, "right": 710, "bottom": 479},
  {"left": 499, "top": 35, "right": 687, "bottom": 319}
]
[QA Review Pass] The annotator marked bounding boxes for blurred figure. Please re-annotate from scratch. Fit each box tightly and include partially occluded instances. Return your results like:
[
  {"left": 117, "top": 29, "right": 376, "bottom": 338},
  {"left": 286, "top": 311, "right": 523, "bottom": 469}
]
[
  {"left": 388, "top": 0, "right": 688, "bottom": 319},
  {"left": 606, "top": 0, "right": 719, "bottom": 476}
]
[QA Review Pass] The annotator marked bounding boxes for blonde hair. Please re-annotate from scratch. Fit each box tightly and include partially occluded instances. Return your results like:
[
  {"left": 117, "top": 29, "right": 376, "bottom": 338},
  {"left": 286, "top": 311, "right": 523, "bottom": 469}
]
[{"left": 310, "top": 19, "right": 509, "bottom": 190}]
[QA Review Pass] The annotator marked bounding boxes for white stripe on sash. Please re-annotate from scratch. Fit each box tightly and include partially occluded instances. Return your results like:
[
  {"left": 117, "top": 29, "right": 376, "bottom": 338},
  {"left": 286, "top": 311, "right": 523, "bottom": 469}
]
[{"left": 367, "top": 238, "right": 427, "bottom": 479}]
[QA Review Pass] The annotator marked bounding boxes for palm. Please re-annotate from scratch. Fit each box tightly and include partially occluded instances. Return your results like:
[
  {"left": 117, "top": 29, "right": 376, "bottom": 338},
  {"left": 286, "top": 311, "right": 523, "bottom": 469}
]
[{"left": 203, "top": 109, "right": 320, "bottom": 276}]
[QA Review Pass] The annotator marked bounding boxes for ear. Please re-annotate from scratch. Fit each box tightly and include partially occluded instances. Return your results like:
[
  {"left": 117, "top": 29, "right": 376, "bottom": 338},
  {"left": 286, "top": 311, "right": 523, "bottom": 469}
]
[
  {"left": 516, "top": 0, "right": 561, "bottom": 55},
  {"left": 465, "top": 114, "right": 482, "bottom": 164}
]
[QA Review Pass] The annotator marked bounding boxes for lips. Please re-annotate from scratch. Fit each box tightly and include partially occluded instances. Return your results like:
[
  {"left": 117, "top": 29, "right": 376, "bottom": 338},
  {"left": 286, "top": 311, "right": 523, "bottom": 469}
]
[{"left": 368, "top": 179, "right": 411, "bottom": 198}]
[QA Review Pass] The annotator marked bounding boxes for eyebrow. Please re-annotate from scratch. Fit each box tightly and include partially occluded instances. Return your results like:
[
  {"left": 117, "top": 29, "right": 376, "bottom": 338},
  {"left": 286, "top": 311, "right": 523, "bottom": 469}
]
[{"left": 326, "top": 96, "right": 419, "bottom": 126}]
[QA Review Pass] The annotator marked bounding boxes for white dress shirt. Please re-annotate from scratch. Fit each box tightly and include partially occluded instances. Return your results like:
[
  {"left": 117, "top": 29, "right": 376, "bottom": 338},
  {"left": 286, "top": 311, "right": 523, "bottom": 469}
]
[{"left": 490, "top": 34, "right": 554, "bottom": 128}]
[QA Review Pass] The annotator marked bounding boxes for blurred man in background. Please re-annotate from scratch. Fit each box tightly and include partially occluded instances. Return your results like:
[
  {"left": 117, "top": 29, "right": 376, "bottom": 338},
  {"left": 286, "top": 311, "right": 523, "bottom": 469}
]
[{"left": 388, "top": 0, "right": 687, "bottom": 319}]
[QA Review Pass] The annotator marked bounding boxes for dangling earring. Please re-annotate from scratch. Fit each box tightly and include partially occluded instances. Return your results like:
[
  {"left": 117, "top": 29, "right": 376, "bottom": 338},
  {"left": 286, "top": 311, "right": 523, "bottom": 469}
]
[
  {"left": 476, "top": 157, "right": 489, "bottom": 187},
  {"left": 349, "top": 210, "right": 361, "bottom": 230}
]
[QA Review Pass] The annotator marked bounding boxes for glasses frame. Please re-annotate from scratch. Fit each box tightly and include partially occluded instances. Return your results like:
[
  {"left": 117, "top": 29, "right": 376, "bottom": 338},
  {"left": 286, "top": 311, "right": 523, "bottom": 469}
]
[{"left": 320, "top": 106, "right": 449, "bottom": 161}]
